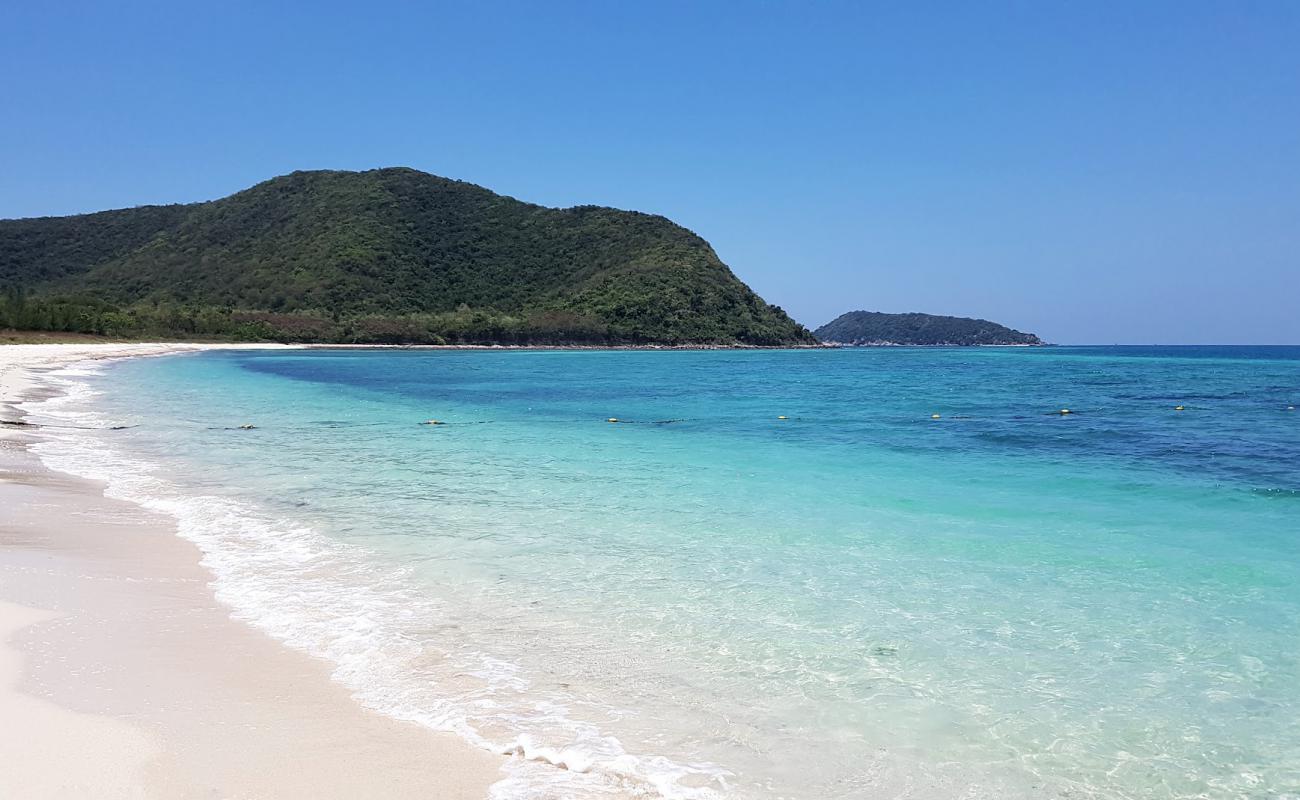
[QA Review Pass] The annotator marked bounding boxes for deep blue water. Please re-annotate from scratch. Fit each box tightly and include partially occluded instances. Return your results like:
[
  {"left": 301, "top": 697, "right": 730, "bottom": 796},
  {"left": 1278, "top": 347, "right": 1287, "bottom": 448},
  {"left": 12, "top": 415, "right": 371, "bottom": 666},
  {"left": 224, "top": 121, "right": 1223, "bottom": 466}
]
[{"left": 30, "top": 346, "right": 1300, "bottom": 799}]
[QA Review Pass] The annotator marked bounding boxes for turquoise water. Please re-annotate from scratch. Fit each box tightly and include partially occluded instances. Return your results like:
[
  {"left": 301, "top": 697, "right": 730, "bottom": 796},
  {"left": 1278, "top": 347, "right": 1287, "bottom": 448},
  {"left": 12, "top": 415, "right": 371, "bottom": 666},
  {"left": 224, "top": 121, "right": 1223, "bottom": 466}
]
[{"left": 28, "top": 347, "right": 1300, "bottom": 799}]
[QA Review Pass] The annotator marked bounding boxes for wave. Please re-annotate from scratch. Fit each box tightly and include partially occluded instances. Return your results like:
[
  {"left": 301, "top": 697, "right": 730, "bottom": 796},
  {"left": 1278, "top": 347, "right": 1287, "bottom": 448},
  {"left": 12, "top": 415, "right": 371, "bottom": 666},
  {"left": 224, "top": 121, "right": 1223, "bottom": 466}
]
[{"left": 22, "top": 362, "right": 730, "bottom": 800}]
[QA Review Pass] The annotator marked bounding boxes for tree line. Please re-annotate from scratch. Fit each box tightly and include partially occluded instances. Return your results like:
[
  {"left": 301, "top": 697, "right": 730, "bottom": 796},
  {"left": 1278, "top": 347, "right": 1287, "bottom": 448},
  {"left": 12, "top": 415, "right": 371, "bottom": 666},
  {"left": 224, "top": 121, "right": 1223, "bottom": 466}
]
[{"left": 0, "top": 287, "right": 709, "bottom": 345}]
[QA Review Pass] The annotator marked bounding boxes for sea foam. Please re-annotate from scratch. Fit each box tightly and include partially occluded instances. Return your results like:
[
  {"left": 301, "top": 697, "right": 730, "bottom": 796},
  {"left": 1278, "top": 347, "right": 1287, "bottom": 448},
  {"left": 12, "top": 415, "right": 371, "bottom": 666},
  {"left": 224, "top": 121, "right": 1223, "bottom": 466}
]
[{"left": 23, "top": 361, "right": 729, "bottom": 800}]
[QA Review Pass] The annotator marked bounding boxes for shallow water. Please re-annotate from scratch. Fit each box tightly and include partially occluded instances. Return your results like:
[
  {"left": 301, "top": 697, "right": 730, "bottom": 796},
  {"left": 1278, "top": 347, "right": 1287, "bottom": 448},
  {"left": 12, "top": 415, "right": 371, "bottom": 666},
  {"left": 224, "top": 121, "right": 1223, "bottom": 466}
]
[{"left": 26, "top": 346, "right": 1300, "bottom": 799}]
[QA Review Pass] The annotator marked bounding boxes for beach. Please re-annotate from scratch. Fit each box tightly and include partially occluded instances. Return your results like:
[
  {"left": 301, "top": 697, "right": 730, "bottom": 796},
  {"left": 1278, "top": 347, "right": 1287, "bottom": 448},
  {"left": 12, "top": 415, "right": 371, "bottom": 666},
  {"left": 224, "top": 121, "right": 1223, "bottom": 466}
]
[
  {"left": 0, "top": 344, "right": 501, "bottom": 799},
  {"left": 3, "top": 343, "right": 1296, "bottom": 799}
]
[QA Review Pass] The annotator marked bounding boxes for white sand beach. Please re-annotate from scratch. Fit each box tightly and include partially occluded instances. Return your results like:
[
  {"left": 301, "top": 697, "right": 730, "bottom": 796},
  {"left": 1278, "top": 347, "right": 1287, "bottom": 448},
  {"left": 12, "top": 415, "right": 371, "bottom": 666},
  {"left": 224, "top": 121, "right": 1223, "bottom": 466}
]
[{"left": 0, "top": 344, "right": 501, "bottom": 799}]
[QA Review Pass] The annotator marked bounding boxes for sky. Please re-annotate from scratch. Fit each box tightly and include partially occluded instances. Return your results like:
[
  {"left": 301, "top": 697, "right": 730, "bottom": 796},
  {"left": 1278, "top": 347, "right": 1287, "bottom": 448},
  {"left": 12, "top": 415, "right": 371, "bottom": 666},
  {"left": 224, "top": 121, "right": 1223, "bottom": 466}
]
[{"left": 2, "top": 2, "right": 1297, "bottom": 344}]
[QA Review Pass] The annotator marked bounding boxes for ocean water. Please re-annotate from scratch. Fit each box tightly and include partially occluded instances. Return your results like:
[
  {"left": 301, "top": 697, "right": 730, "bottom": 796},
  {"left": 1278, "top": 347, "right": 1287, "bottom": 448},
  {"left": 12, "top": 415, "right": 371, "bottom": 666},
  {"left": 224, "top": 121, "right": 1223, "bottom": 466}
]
[{"left": 24, "top": 346, "right": 1300, "bottom": 800}]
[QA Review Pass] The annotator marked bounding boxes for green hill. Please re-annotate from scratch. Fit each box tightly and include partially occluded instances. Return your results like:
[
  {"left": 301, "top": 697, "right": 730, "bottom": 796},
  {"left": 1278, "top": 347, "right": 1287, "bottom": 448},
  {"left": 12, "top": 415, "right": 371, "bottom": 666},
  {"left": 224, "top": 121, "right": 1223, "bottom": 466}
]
[
  {"left": 814, "top": 311, "right": 1041, "bottom": 346},
  {"left": 0, "top": 168, "right": 813, "bottom": 346}
]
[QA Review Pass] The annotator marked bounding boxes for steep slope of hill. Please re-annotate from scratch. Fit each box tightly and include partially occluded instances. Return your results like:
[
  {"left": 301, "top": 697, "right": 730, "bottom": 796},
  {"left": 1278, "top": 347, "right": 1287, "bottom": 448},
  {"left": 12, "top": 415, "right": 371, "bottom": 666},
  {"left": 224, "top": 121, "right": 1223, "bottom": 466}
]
[
  {"left": 0, "top": 169, "right": 813, "bottom": 345},
  {"left": 815, "top": 311, "right": 1041, "bottom": 346}
]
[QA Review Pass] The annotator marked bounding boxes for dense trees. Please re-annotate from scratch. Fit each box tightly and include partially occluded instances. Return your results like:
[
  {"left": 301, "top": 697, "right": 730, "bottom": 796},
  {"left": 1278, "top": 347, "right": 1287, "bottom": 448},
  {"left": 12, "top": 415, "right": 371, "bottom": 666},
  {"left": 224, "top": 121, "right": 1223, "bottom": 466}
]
[
  {"left": 0, "top": 169, "right": 814, "bottom": 345},
  {"left": 0, "top": 294, "right": 646, "bottom": 344},
  {"left": 813, "top": 311, "right": 1041, "bottom": 346}
]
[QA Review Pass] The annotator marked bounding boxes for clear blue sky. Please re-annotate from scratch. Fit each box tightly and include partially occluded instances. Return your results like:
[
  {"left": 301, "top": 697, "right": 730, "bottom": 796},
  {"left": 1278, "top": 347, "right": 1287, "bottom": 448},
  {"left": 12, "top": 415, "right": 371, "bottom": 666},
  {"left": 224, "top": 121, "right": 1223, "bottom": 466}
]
[{"left": 3, "top": 2, "right": 1297, "bottom": 343}]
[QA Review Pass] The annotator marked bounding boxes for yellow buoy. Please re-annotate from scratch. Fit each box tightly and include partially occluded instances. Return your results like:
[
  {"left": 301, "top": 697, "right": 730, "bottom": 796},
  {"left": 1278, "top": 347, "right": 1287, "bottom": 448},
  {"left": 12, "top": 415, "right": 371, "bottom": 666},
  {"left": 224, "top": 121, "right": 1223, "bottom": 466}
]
[
  {"left": 607, "top": 418, "right": 619, "bottom": 423},
  {"left": 931, "top": 414, "right": 941, "bottom": 420}
]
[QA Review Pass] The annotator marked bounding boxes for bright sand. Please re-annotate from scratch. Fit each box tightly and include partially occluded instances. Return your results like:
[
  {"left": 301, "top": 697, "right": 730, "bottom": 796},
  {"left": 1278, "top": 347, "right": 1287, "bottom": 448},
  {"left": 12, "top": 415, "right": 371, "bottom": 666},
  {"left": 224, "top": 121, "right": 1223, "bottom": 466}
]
[{"left": 0, "top": 344, "right": 501, "bottom": 799}]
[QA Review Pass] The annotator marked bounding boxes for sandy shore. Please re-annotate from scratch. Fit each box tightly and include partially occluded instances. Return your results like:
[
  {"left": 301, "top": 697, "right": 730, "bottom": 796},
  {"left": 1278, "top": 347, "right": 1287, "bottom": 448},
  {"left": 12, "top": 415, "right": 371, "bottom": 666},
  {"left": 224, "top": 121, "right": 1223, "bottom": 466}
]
[{"left": 0, "top": 344, "right": 501, "bottom": 798}]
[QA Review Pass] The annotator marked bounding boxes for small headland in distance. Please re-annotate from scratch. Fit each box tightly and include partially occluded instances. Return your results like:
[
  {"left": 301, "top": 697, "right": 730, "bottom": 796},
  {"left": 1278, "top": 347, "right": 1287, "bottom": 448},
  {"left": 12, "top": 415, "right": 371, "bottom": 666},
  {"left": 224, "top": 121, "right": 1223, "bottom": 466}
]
[
  {"left": 0, "top": 168, "right": 814, "bottom": 348},
  {"left": 813, "top": 310, "right": 1044, "bottom": 346}
]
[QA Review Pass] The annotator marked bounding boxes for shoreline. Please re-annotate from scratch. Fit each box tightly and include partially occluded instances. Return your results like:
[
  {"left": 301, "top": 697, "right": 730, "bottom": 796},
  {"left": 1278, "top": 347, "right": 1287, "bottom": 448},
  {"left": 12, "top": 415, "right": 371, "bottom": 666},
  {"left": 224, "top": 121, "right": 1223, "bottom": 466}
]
[{"left": 0, "top": 344, "right": 502, "bottom": 798}]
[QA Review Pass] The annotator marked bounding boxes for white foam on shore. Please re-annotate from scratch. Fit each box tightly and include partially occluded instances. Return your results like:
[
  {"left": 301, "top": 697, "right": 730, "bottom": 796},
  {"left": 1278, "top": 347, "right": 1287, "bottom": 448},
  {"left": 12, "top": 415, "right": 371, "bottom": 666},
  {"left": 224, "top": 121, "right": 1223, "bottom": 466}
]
[{"left": 23, "top": 362, "right": 730, "bottom": 800}]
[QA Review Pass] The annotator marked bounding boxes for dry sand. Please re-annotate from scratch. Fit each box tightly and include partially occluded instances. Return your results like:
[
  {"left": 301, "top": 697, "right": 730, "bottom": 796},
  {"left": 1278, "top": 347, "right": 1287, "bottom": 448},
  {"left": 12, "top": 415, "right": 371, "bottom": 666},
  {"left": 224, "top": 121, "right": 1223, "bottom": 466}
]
[{"left": 0, "top": 344, "right": 502, "bottom": 799}]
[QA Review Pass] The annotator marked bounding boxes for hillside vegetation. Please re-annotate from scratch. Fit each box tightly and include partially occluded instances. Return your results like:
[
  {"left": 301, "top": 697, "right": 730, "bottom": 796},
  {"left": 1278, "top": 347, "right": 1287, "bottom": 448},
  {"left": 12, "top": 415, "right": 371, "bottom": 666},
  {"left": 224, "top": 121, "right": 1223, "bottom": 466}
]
[
  {"left": 814, "top": 311, "right": 1041, "bottom": 346},
  {"left": 0, "top": 168, "right": 813, "bottom": 346}
]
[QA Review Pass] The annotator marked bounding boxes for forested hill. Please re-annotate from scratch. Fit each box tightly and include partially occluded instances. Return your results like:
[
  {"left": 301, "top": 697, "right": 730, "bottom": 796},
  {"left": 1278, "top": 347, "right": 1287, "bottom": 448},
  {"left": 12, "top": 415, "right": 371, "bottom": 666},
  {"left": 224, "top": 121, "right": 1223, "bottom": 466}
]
[
  {"left": 814, "top": 311, "right": 1042, "bottom": 346},
  {"left": 0, "top": 168, "right": 814, "bottom": 346}
]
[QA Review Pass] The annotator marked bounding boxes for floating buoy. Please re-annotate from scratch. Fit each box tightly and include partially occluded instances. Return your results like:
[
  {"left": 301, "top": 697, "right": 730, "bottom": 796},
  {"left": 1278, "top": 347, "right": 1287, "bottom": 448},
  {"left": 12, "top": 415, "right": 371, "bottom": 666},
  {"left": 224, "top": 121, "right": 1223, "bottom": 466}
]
[
  {"left": 931, "top": 414, "right": 941, "bottom": 420},
  {"left": 1059, "top": 409, "right": 1072, "bottom": 415},
  {"left": 777, "top": 415, "right": 788, "bottom": 420},
  {"left": 1174, "top": 405, "right": 1185, "bottom": 411},
  {"left": 607, "top": 418, "right": 619, "bottom": 423}
]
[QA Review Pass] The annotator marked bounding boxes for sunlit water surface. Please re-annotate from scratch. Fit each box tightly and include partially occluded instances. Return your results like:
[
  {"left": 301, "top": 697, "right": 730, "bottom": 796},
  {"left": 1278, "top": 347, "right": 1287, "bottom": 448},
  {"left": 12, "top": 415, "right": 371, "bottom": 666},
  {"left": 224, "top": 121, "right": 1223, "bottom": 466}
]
[{"left": 27, "top": 346, "right": 1300, "bottom": 799}]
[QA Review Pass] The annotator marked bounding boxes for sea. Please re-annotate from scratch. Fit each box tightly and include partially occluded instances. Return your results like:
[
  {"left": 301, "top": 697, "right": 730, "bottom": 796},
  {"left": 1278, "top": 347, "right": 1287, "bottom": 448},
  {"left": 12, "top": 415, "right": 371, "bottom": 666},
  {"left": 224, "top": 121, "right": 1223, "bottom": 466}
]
[{"left": 23, "top": 346, "right": 1300, "bottom": 799}]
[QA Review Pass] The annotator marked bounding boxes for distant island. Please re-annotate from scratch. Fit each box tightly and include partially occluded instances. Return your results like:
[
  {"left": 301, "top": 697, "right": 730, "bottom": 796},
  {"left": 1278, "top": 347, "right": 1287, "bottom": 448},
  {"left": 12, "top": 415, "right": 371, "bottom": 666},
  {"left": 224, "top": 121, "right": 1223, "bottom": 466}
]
[
  {"left": 814, "top": 311, "right": 1042, "bottom": 346},
  {"left": 0, "top": 168, "right": 814, "bottom": 347}
]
